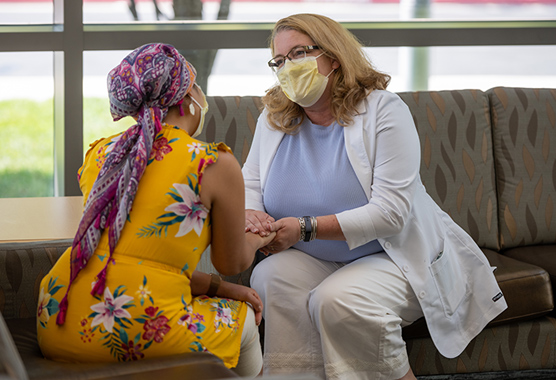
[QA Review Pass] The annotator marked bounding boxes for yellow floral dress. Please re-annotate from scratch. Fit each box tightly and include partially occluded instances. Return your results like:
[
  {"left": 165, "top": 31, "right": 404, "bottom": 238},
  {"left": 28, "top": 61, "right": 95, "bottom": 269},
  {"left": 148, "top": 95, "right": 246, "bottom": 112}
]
[{"left": 37, "top": 125, "right": 247, "bottom": 367}]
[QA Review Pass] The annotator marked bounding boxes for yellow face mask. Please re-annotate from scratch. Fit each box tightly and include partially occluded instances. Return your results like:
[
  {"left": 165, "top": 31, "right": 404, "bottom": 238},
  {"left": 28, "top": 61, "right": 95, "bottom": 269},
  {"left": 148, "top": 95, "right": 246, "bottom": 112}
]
[
  {"left": 276, "top": 54, "right": 334, "bottom": 108},
  {"left": 189, "top": 84, "right": 208, "bottom": 138}
]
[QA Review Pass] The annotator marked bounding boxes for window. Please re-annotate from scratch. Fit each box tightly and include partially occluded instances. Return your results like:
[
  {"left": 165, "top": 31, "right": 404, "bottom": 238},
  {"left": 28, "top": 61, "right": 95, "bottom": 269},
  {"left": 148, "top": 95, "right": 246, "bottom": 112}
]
[
  {"left": 0, "top": 52, "right": 55, "bottom": 197},
  {"left": 1, "top": 0, "right": 554, "bottom": 197},
  {"left": 0, "top": 0, "right": 53, "bottom": 24}
]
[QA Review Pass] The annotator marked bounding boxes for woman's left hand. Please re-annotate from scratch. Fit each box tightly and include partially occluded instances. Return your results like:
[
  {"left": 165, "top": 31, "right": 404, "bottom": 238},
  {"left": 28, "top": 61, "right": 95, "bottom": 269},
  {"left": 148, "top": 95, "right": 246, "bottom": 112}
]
[
  {"left": 260, "top": 217, "right": 300, "bottom": 254},
  {"left": 218, "top": 281, "right": 264, "bottom": 325}
]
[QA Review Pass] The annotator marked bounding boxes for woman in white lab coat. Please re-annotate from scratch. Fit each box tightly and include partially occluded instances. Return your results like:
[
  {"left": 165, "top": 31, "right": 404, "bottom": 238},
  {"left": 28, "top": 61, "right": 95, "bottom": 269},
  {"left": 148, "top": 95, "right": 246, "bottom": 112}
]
[{"left": 243, "top": 13, "right": 507, "bottom": 380}]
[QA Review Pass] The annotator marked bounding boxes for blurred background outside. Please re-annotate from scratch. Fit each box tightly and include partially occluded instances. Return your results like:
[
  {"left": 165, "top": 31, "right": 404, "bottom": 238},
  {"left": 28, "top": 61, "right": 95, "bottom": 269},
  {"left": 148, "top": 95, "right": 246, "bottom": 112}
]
[{"left": 1, "top": 0, "right": 555, "bottom": 197}]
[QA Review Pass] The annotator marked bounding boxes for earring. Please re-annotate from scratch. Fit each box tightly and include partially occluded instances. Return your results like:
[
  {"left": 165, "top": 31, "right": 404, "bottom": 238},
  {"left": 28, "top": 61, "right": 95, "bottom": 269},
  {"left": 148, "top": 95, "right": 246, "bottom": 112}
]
[{"left": 189, "top": 102, "right": 195, "bottom": 116}]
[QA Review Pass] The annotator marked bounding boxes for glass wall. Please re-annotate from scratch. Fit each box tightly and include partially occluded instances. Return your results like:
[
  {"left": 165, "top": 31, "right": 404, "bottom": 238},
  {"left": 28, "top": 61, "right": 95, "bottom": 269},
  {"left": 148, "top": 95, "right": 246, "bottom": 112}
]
[
  {"left": 79, "top": 0, "right": 556, "bottom": 23},
  {"left": 0, "top": 52, "right": 54, "bottom": 197},
  {"left": 84, "top": 0, "right": 174, "bottom": 22},
  {"left": 3, "top": 0, "right": 554, "bottom": 25},
  {"left": 83, "top": 50, "right": 135, "bottom": 149},
  {"left": 372, "top": 45, "right": 556, "bottom": 92},
  {"left": 82, "top": 48, "right": 273, "bottom": 148},
  {"left": 84, "top": 44, "right": 556, "bottom": 100},
  {"left": 208, "top": 48, "right": 275, "bottom": 96},
  {"left": 81, "top": 43, "right": 556, "bottom": 155},
  {"left": 0, "top": 0, "right": 53, "bottom": 24},
  {"left": 426, "top": 45, "right": 556, "bottom": 91},
  {"left": 0, "top": 0, "right": 555, "bottom": 197}
]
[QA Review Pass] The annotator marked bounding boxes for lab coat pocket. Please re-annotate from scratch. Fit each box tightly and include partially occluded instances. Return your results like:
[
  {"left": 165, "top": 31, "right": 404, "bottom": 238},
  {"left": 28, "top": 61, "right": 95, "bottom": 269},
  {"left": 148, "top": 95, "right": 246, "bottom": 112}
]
[{"left": 429, "top": 250, "right": 469, "bottom": 317}]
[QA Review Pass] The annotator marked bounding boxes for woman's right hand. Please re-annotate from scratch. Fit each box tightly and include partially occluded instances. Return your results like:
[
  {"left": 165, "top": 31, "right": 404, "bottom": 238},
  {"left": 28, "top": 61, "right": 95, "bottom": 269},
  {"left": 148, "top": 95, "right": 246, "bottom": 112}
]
[
  {"left": 245, "top": 209, "right": 275, "bottom": 236},
  {"left": 217, "top": 281, "right": 264, "bottom": 325}
]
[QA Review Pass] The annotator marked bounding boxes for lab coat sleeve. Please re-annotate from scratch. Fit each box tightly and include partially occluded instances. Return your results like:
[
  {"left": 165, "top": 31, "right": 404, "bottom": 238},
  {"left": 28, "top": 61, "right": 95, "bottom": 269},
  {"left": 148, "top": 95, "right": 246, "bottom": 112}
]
[
  {"left": 242, "top": 110, "right": 267, "bottom": 212},
  {"left": 336, "top": 92, "right": 423, "bottom": 249}
]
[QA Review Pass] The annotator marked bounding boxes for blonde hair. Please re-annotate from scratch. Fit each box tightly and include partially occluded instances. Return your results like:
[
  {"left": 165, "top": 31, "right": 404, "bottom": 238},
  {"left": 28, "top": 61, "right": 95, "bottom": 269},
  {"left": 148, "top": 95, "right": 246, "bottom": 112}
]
[{"left": 263, "top": 13, "right": 390, "bottom": 133}]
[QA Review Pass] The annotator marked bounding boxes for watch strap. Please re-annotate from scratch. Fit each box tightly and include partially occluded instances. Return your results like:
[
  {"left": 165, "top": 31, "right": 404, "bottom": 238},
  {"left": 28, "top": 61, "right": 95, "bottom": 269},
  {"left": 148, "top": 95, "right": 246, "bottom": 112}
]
[{"left": 207, "top": 273, "right": 221, "bottom": 297}]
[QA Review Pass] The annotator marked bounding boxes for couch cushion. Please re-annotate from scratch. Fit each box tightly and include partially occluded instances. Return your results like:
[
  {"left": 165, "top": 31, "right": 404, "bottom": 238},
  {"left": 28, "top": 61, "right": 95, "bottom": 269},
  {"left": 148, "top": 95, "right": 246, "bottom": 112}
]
[
  {"left": 503, "top": 244, "right": 556, "bottom": 308},
  {"left": 488, "top": 87, "right": 556, "bottom": 250},
  {"left": 0, "top": 240, "right": 71, "bottom": 319},
  {"left": 402, "top": 248, "right": 553, "bottom": 339},
  {"left": 6, "top": 317, "right": 238, "bottom": 380},
  {"left": 484, "top": 249, "right": 553, "bottom": 325},
  {"left": 407, "top": 316, "right": 556, "bottom": 376},
  {"left": 398, "top": 90, "right": 499, "bottom": 250},
  {"left": 199, "top": 96, "right": 263, "bottom": 165}
]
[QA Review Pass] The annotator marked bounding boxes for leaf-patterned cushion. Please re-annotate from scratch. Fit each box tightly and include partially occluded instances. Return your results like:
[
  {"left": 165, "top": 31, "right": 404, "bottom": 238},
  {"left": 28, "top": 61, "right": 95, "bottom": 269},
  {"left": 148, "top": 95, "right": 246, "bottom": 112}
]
[
  {"left": 399, "top": 90, "right": 499, "bottom": 250},
  {"left": 489, "top": 87, "right": 556, "bottom": 249}
]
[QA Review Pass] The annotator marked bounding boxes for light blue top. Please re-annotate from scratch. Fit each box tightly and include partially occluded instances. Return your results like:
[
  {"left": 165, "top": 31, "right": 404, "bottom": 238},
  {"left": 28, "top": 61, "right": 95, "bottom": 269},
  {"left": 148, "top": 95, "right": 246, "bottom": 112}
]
[{"left": 263, "top": 118, "right": 383, "bottom": 262}]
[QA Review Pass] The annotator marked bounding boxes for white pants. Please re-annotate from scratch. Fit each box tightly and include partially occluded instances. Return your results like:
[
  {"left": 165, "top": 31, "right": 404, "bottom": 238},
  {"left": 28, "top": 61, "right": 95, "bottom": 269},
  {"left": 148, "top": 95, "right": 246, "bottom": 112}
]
[
  {"left": 233, "top": 306, "right": 264, "bottom": 378},
  {"left": 251, "top": 250, "right": 424, "bottom": 380}
]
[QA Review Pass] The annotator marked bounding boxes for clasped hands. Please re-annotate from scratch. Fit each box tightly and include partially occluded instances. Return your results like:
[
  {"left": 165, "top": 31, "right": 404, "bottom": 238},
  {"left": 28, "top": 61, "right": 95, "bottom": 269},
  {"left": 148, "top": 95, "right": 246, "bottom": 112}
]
[{"left": 245, "top": 209, "right": 299, "bottom": 255}]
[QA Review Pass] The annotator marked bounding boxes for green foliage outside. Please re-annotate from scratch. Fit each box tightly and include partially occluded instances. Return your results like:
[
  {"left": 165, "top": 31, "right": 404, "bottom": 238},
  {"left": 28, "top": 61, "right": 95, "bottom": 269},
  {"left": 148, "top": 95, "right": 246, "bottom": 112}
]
[{"left": 0, "top": 98, "right": 134, "bottom": 198}]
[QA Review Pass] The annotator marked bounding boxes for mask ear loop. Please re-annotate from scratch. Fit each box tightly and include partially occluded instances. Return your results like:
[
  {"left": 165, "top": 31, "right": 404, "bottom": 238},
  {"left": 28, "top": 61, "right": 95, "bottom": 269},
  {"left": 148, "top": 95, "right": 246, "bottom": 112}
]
[
  {"left": 188, "top": 83, "right": 203, "bottom": 116},
  {"left": 175, "top": 95, "right": 197, "bottom": 116}
]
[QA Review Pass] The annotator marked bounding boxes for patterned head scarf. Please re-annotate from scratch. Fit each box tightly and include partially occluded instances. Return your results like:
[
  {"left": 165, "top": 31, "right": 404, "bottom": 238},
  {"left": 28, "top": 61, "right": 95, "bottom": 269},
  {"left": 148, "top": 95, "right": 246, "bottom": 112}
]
[{"left": 56, "top": 43, "right": 197, "bottom": 325}]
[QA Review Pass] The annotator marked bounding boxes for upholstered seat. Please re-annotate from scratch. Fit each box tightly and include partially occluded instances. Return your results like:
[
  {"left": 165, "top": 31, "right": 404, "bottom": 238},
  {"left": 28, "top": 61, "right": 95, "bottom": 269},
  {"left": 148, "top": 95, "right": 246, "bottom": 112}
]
[
  {"left": 0, "top": 240, "right": 238, "bottom": 380},
  {"left": 5, "top": 316, "right": 238, "bottom": 380}
]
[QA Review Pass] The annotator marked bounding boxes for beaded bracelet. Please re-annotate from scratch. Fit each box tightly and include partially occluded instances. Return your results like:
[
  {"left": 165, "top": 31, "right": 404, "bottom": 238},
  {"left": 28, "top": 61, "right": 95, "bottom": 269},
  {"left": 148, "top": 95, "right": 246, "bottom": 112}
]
[
  {"left": 299, "top": 216, "right": 318, "bottom": 242},
  {"left": 298, "top": 217, "right": 306, "bottom": 241}
]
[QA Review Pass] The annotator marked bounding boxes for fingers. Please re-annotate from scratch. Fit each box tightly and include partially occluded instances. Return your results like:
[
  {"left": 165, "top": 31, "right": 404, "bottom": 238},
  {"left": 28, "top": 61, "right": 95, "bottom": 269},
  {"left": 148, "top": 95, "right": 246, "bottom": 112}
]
[
  {"left": 245, "top": 220, "right": 262, "bottom": 234},
  {"left": 269, "top": 217, "right": 300, "bottom": 248},
  {"left": 245, "top": 211, "right": 273, "bottom": 236},
  {"left": 259, "top": 248, "right": 270, "bottom": 256},
  {"left": 245, "top": 217, "right": 269, "bottom": 236},
  {"left": 260, "top": 242, "right": 275, "bottom": 255},
  {"left": 260, "top": 245, "right": 277, "bottom": 255},
  {"left": 253, "top": 291, "right": 263, "bottom": 307},
  {"left": 246, "top": 300, "right": 262, "bottom": 325},
  {"left": 255, "top": 309, "right": 262, "bottom": 326},
  {"left": 245, "top": 223, "right": 270, "bottom": 237},
  {"left": 245, "top": 290, "right": 264, "bottom": 326},
  {"left": 252, "top": 291, "right": 263, "bottom": 326},
  {"left": 256, "top": 211, "right": 275, "bottom": 224},
  {"left": 266, "top": 219, "right": 282, "bottom": 233},
  {"left": 246, "top": 301, "right": 263, "bottom": 326},
  {"left": 258, "top": 229, "right": 282, "bottom": 255},
  {"left": 259, "top": 231, "right": 276, "bottom": 247},
  {"left": 258, "top": 229, "right": 271, "bottom": 237}
]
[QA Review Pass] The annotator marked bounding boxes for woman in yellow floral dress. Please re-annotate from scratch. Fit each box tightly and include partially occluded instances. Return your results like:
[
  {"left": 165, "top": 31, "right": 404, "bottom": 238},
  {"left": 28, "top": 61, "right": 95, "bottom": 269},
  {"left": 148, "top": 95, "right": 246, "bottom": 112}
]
[{"left": 36, "top": 43, "right": 270, "bottom": 377}]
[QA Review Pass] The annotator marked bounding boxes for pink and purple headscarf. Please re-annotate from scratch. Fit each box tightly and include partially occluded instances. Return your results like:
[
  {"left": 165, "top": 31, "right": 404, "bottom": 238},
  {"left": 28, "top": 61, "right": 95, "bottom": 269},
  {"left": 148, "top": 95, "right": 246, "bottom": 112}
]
[{"left": 57, "top": 43, "right": 196, "bottom": 325}]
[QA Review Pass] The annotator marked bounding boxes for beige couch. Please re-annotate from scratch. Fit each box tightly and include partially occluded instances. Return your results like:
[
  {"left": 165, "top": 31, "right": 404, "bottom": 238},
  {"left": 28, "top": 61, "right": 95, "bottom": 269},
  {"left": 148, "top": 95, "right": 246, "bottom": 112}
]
[
  {"left": 1, "top": 87, "right": 556, "bottom": 379},
  {"left": 200, "top": 87, "right": 556, "bottom": 378}
]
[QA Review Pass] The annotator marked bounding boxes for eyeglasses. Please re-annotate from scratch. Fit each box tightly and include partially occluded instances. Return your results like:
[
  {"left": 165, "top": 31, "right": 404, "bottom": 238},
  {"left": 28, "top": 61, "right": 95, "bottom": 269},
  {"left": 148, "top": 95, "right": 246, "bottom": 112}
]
[{"left": 268, "top": 45, "right": 320, "bottom": 72}]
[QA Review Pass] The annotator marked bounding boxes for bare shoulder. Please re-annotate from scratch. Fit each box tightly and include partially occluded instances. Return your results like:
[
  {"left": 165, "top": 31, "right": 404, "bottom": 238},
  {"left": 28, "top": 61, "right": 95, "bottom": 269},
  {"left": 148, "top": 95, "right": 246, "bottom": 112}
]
[
  {"left": 200, "top": 148, "right": 243, "bottom": 206},
  {"left": 206, "top": 149, "right": 242, "bottom": 178}
]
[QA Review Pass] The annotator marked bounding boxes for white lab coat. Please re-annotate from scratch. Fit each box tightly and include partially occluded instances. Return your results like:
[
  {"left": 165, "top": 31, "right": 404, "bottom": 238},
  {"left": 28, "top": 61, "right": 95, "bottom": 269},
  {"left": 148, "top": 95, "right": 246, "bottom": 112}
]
[{"left": 242, "top": 89, "right": 507, "bottom": 358}]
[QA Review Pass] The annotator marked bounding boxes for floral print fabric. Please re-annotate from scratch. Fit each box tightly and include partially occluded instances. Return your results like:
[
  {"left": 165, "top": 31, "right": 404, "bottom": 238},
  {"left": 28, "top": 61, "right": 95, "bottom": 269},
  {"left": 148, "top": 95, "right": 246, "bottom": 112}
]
[{"left": 37, "top": 125, "right": 247, "bottom": 368}]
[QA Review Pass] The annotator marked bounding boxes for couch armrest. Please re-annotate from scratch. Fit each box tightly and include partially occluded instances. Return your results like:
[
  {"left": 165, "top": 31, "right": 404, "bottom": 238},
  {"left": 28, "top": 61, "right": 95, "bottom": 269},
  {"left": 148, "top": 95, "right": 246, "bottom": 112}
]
[
  {"left": 0, "top": 239, "right": 72, "bottom": 319},
  {"left": 0, "top": 312, "right": 29, "bottom": 380}
]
